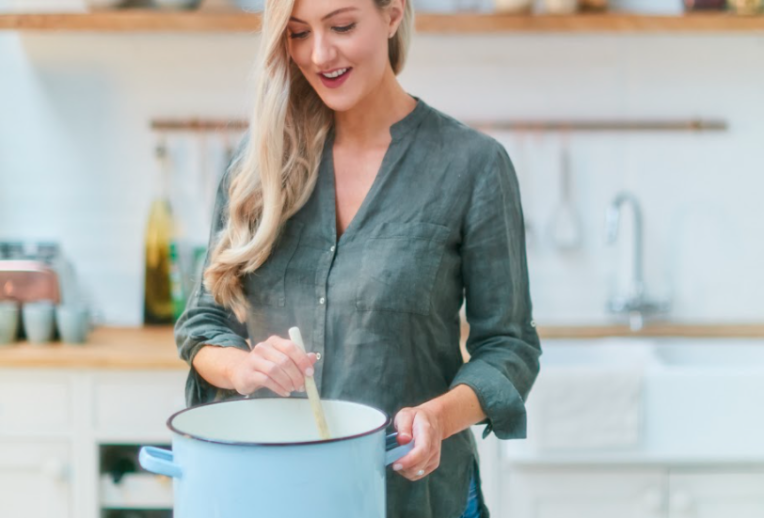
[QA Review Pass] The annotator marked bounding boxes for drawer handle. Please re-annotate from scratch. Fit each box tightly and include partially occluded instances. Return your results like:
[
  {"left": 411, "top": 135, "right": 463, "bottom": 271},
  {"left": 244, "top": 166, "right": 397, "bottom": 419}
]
[
  {"left": 642, "top": 487, "right": 663, "bottom": 514},
  {"left": 139, "top": 446, "right": 182, "bottom": 479},
  {"left": 670, "top": 491, "right": 693, "bottom": 514},
  {"left": 41, "top": 458, "right": 68, "bottom": 482}
]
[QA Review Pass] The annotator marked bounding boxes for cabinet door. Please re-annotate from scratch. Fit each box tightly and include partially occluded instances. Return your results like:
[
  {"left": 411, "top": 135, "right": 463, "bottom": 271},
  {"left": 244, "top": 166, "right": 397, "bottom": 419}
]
[
  {"left": 0, "top": 442, "right": 71, "bottom": 518},
  {"left": 669, "top": 469, "right": 764, "bottom": 518},
  {"left": 92, "top": 371, "right": 187, "bottom": 441},
  {"left": 505, "top": 467, "right": 666, "bottom": 518}
]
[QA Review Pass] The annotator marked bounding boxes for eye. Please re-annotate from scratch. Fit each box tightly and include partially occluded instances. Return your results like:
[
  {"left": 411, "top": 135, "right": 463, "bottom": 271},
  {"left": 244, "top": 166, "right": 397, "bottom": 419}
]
[
  {"left": 289, "top": 30, "right": 309, "bottom": 40},
  {"left": 333, "top": 23, "right": 356, "bottom": 34}
]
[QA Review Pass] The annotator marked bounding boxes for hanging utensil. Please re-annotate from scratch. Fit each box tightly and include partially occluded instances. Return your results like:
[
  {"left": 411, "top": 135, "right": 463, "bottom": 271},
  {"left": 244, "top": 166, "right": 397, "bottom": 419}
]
[
  {"left": 514, "top": 130, "right": 536, "bottom": 249},
  {"left": 548, "top": 142, "right": 583, "bottom": 251}
]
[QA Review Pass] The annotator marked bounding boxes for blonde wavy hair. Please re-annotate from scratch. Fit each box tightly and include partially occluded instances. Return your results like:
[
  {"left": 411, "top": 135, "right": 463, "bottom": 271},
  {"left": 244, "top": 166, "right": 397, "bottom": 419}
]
[{"left": 204, "top": 0, "right": 415, "bottom": 323}]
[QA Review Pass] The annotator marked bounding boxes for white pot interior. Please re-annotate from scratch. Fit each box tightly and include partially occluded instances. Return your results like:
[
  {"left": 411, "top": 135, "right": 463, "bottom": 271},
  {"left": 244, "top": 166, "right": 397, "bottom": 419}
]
[{"left": 170, "top": 398, "right": 389, "bottom": 444}]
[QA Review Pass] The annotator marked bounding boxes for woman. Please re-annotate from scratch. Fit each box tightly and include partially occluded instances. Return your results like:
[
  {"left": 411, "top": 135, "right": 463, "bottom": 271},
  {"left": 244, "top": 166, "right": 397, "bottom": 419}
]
[{"left": 175, "top": 1, "right": 541, "bottom": 517}]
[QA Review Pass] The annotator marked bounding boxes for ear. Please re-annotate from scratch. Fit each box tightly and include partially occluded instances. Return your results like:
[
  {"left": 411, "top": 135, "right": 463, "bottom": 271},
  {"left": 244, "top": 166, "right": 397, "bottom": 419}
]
[{"left": 386, "top": 0, "right": 406, "bottom": 39}]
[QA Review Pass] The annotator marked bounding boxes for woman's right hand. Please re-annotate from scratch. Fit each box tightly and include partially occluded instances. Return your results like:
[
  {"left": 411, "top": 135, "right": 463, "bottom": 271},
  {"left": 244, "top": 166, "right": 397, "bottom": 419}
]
[{"left": 227, "top": 335, "right": 317, "bottom": 397}]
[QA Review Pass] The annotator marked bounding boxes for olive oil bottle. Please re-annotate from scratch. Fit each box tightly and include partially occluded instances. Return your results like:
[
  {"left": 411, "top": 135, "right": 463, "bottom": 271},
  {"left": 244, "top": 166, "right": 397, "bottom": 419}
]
[{"left": 143, "top": 143, "right": 175, "bottom": 325}]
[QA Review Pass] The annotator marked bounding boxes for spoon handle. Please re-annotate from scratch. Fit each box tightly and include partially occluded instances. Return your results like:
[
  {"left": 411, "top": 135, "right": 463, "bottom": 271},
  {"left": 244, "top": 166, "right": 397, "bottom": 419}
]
[{"left": 288, "top": 327, "right": 331, "bottom": 440}]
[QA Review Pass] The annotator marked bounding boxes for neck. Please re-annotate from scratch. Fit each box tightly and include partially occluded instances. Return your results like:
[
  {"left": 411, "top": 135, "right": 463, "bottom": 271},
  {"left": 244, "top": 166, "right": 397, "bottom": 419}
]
[{"left": 333, "top": 69, "right": 416, "bottom": 148}]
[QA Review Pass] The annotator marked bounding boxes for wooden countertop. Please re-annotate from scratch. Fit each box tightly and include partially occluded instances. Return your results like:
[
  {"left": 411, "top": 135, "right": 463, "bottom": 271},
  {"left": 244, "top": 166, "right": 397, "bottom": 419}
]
[
  {"left": 536, "top": 323, "right": 764, "bottom": 339},
  {"left": 1, "top": 323, "right": 763, "bottom": 370},
  {"left": 0, "top": 326, "right": 184, "bottom": 370}
]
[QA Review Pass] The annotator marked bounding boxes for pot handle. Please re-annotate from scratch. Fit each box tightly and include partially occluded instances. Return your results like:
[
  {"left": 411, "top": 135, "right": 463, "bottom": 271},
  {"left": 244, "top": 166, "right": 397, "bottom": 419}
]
[
  {"left": 385, "top": 433, "right": 415, "bottom": 466},
  {"left": 139, "top": 446, "right": 183, "bottom": 479}
]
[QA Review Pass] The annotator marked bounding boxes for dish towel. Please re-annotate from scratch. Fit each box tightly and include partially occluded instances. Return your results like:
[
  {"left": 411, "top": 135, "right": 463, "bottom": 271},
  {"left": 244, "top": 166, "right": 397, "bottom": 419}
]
[{"left": 528, "top": 366, "right": 644, "bottom": 451}]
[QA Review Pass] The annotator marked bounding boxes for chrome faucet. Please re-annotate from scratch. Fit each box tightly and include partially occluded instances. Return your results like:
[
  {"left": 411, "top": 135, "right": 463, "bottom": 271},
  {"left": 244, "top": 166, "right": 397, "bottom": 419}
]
[{"left": 605, "top": 192, "right": 668, "bottom": 331}]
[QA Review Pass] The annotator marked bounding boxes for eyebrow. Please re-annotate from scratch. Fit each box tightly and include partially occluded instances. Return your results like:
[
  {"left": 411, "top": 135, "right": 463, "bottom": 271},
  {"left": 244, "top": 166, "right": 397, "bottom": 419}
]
[{"left": 289, "top": 7, "right": 359, "bottom": 24}]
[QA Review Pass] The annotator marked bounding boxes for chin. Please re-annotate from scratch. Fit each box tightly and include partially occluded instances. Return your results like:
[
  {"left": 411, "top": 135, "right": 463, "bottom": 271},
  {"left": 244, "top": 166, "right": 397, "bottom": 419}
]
[{"left": 315, "top": 89, "right": 362, "bottom": 113}]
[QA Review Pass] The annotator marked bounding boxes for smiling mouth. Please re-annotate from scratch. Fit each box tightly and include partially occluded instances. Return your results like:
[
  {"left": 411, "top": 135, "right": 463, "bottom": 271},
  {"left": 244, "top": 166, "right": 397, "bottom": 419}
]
[{"left": 320, "top": 68, "right": 351, "bottom": 79}]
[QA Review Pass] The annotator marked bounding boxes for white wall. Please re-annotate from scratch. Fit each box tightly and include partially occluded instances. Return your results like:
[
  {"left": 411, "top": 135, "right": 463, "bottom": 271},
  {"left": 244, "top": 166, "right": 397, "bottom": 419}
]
[{"left": 2, "top": 30, "right": 763, "bottom": 325}]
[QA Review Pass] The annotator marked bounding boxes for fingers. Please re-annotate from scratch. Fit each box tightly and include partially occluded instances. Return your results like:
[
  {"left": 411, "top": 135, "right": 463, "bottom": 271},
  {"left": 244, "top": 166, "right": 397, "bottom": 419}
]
[
  {"left": 256, "top": 343, "right": 305, "bottom": 393},
  {"left": 250, "top": 355, "right": 294, "bottom": 397},
  {"left": 394, "top": 422, "right": 431, "bottom": 475},
  {"left": 250, "top": 371, "right": 293, "bottom": 398},
  {"left": 241, "top": 335, "right": 320, "bottom": 397},
  {"left": 394, "top": 407, "right": 415, "bottom": 445},
  {"left": 270, "top": 336, "right": 317, "bottom": 377},
  {"left": 393, "top": 409, "right": 440, "bottom": 481}
]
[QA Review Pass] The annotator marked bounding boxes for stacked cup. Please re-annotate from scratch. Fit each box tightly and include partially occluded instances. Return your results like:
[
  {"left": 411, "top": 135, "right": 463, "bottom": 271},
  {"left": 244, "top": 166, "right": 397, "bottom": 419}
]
[
  {"left": 0, "top": 301, "right": 20, "bottom": 346},
  {"left": 0, "top": 300, "right": 90, "bottom": 346}
]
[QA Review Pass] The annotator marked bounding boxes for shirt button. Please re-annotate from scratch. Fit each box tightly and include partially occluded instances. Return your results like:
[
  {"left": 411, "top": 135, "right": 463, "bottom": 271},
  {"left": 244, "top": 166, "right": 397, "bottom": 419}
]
[
  {"left": 330, "top": 245, "right": 336, "bottom": 253},
  {"left": 319, "top": 297, "right": 326, "bottom": 305},
  {"left": 315, "top": 352, "right": 322, "bottom": 360},
  {"left": 530, "top": 320, "right": 536, "bottom": 328}
]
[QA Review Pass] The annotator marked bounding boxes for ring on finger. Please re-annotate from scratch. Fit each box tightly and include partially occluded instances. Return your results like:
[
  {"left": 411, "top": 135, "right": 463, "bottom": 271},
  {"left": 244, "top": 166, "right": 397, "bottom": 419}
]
[{"left": 416, "top": 469, "right": 425, "bottom": 477}]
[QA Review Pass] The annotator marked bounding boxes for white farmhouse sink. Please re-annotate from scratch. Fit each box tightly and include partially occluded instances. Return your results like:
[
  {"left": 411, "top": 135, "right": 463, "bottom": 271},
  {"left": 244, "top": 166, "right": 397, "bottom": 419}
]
[
  {"left": 506, "top": 337, "right": 764, "bottom": 463},
  {"left": 645, "top": 338, "right": 764, "bottom": 459},
  {"left": 652, "top": 340, "right": 764, "bottom": 368}
]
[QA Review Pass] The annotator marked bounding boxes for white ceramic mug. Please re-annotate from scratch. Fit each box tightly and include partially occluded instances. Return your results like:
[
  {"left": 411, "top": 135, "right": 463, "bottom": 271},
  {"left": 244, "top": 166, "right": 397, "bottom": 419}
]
[
  {"left": 56, "top": 305, "right": 91, "bottom": 345},
  {"left": 22, "top": 300, "right": 56, "bottom": 345},
  {"left": 0, "top": 301, "right": 20, "bottom": 345}
]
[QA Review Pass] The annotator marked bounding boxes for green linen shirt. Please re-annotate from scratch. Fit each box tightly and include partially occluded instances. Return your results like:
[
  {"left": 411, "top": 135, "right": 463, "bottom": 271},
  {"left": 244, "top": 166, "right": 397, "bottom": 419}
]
[{"left": 175, "top": 96, "right": 541, "bottom": 518}]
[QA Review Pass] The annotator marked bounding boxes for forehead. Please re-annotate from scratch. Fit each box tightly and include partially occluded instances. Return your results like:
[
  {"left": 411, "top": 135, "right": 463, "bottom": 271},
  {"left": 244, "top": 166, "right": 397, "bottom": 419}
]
[{"left": 290, "top": 0, "right": 371, "bottom": 20}]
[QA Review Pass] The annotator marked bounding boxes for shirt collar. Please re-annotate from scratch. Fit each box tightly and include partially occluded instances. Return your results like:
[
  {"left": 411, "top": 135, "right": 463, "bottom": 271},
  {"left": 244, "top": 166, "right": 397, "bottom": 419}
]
[{"left": 325, "top": 94, "right": 429, "bottom": 146}]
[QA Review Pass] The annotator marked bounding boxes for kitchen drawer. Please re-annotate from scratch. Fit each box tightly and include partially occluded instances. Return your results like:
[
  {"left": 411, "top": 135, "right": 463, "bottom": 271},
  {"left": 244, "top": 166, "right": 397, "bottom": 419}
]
[
  {"left": 0, "top": 441, "right": 72, "bottom": 518},
  {"left": 93, "top": 371, "right": 187, "bottom": 439},
  {"left": 100, "top": 473, "right": 173, "bottom": 509},
  {"left": 0, "top": 371, "right": 72, "bottom": 436}
]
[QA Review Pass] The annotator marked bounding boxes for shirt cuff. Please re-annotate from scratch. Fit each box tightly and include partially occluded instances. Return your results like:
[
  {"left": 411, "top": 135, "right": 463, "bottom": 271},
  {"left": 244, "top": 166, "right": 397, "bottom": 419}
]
[
  {"left": 181, "top": 333, "right": 250, "bottom": 408},
  {"left": 184, "top": 332, "right": 249, "bottom": 366},
  {"left": 450, "top": 359, "right": 528, "bottom": 440}
]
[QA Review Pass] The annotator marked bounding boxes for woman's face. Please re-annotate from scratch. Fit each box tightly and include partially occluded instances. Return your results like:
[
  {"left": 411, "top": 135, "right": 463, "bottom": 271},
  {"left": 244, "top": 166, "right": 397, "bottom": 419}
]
[{"left": 287, "top": 0, "right": 400, "bottom": 112}]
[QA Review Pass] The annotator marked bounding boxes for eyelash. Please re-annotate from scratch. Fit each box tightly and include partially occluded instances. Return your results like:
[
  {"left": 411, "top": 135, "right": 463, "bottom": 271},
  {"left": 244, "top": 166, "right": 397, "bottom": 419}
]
[{"left": 289, "top": 23, "right": 357, "bottom": 40}]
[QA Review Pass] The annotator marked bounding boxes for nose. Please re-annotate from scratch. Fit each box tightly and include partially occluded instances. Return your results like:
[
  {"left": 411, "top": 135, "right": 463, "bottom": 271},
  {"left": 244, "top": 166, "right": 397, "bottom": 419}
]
[{"left": 311, "top": 32, "right": 337, "bottom": 69}]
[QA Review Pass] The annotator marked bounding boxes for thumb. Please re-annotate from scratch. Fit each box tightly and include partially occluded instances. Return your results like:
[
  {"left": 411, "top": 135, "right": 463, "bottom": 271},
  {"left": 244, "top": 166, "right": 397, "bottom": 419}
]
[{"left": 394, "top": 407, "right": 415, "bottom": 445}]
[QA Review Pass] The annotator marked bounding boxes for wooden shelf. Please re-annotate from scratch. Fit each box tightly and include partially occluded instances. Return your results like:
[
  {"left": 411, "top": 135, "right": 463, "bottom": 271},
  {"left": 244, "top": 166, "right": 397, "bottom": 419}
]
[{"left": 1, "top": 12, "right": 764, "bottom": 34}]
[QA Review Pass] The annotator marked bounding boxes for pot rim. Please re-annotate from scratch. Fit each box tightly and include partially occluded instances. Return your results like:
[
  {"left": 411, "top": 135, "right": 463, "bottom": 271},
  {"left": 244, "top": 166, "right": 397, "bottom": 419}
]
[{"left": 166, "top": 397, "right": 393, "bottom": 447}]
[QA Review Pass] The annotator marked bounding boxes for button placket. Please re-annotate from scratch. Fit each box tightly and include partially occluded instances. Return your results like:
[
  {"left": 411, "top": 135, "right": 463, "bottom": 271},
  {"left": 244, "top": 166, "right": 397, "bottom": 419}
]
[{"left": 312, "top": 242, "right": 334, "bottom": 395}]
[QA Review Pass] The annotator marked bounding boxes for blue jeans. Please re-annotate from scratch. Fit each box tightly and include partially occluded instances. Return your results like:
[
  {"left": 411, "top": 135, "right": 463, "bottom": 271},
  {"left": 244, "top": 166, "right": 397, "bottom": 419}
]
[{"left": 460, "top": 473, "right": 482, "bottom": 518}]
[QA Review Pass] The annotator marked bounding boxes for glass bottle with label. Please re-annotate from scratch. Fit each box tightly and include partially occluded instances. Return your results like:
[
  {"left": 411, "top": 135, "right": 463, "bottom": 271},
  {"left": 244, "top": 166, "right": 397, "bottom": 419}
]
[{"left": 144, "top": 143, "right": 175, "bottom": 325}]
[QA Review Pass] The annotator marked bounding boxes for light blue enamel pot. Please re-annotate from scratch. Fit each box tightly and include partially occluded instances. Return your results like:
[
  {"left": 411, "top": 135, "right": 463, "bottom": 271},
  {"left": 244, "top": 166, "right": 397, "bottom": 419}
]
[{"left": 139, "top": 398, "right": 414, "bottom": 518}]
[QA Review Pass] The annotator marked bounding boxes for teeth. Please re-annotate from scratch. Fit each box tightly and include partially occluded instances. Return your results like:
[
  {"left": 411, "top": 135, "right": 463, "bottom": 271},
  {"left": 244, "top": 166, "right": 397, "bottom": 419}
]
[{"left": 322, "top": 68, "right": 348, "bottom": 79}]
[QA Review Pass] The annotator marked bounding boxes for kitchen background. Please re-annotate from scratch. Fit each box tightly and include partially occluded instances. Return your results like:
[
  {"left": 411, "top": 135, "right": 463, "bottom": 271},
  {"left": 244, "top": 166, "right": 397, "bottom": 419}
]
[
  {"left": 2, "top": 0, "right": 764, "bottom": 517},
  {"left": 3, "top": 7, "right": 764, "bottom": 326}
]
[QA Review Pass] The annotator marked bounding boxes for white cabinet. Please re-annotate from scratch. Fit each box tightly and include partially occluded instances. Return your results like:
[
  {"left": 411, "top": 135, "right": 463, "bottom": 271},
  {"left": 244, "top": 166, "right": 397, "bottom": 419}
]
[
  {"left": 668, "top": 469, "right": 764, "bottom": 518},
  {"left": 0, "top": 367, "right": 185, "bottom": 518},
  {"left": 505, "top": 468, "right": 666, "bottom": 518},
  {"left": 92, "top": 371, "right": 187, "bottom": 441},
  {"left": 0, "top": 441, "right": 72, "bottom": 518},
  {"left": 504, "top": 467, "right": 764, "bottom": 518},
  {"left": 0, "top": 372, "right": 72, "bottom": 436}
]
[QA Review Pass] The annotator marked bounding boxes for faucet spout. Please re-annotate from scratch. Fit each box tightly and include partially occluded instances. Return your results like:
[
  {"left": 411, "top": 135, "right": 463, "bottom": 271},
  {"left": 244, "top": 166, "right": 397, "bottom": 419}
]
[
  {"left": 605, "top": 192, "right": 644, "bottom": 297},
  {"left": 604, "top": 191, "right": 668, "bottom": 329}
]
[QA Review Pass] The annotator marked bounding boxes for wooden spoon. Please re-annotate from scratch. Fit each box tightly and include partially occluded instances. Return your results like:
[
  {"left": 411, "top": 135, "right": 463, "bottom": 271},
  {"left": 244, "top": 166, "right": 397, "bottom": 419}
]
[{"left": 288, "top": 327, "right": 331, "bottom": 440}]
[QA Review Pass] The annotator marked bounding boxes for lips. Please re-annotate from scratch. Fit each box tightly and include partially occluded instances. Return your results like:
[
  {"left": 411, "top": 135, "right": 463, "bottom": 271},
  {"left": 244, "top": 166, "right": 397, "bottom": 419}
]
[{"left": 318, "top": 67, "right": 353, "bottom": 89}]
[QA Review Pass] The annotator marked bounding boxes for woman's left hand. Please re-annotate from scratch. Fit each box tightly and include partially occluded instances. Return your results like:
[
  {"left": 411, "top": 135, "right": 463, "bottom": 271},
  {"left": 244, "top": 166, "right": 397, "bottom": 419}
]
[{"left": 391, "top": 405, "right": 444, "bottom": 481}]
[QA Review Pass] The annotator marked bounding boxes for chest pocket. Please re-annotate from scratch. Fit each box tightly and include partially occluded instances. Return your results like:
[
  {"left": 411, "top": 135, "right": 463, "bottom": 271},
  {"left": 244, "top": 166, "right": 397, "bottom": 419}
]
[
  {"left": 356, "top": 222, "right": 450, "bottom": 316},
  {"left": 243, "top": 220, "right": 303, "bottom": 307}
]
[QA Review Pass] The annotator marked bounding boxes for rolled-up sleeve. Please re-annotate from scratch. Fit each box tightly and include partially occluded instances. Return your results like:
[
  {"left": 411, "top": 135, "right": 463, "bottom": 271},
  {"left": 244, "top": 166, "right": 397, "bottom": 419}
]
[
  {"left": 174, "top": 168, "right": 250, "bottom": 407},
  {"left": 450, "top": 142, "right": 542, "bottom": 440}
]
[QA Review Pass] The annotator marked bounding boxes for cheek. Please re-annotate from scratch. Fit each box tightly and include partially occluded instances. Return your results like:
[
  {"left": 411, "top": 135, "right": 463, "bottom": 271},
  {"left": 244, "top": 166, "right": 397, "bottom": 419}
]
[
  {"left": 346, "top": 32, "right": 389, "bottom": 73},
  {"left": 287, "top": 43, "right": 310, "bottom": 70}
]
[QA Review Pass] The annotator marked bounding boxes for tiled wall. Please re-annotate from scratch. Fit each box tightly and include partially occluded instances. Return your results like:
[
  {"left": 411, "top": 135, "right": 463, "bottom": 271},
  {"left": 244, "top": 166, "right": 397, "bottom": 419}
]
[{"left": 2, "top": 31, "right": 763, "bottom": 325}]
